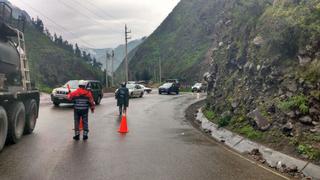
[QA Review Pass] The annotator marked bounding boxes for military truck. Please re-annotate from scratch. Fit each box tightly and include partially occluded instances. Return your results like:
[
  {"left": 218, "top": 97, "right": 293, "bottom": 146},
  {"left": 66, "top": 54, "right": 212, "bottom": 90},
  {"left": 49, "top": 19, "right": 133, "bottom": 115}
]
[{"left": 0, "top": 2, "right": 40, "bottom": 152}]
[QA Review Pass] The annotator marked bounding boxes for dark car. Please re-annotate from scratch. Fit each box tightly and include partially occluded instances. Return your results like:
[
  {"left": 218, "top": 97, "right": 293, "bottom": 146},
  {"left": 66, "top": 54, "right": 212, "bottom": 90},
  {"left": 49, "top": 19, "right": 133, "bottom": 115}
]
[
  {"left": 51, "top": 80, "right": 103, "bottom": 106},
  {"left": 158, "top": 82, "right": 179, "bottom": 95}
]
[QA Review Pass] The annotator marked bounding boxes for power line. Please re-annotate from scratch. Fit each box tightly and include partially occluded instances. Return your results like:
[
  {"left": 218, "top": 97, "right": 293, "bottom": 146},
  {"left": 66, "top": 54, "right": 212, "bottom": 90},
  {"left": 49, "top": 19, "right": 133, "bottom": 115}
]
[
  {"left": 57, "top": 0, "right": 121, "bottom": 32},
  {"left": 70, "top": 0, "right": 124, "bottom": 26},
  {"left": 19, "top": 1, "right": 97, "bottom": 48}
]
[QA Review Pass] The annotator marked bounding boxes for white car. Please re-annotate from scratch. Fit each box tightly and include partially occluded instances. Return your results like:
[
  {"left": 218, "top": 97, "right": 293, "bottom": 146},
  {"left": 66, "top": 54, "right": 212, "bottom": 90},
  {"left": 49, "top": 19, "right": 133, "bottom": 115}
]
[
  {"left": 192, "top": 83, "right": 206, "bottom": 92},
  {"left": 139, "top": 84, "right": 152, "bottom": 94},
  {"left": 115, "top": 84, "right": 144, "bottom": 98}
]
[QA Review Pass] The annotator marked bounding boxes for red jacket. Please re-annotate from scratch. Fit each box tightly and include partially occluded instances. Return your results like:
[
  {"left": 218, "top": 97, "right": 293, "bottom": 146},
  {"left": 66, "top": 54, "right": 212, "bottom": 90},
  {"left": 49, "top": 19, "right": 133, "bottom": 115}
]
[{"left": 67, "top": 88, "right": 95, "bottom": 110}]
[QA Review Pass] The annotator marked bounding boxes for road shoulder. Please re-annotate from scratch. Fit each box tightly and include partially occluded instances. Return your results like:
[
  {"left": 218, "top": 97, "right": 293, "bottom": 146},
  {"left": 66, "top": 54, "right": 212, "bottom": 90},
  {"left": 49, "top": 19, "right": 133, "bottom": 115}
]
[{"left": 189, "top": 103, "right": 320, "bottom": 179}]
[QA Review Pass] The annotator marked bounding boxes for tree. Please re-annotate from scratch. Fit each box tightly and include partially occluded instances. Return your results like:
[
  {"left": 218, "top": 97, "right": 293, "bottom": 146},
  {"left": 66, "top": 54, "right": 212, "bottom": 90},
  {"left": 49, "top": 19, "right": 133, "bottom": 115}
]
[
  {"left": 34, "top": 17, "right": 44, "bottom": 32},
  {"left": 74, "top": 43, "right": 81, "bottom": 57},
  {"left": 141, "top": 69, "right": 151, "bottom": 81}
]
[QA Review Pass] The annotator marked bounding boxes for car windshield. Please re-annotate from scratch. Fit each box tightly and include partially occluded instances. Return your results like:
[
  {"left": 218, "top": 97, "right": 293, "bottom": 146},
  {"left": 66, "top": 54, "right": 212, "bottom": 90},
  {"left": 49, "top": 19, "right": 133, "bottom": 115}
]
[
  {"left": 63, "top": 80, "right": 79, "bottom": 89},
  {"left": 194, "top": 83, "right": 201, "bottom": 86},
  {"left": 126, "top": 84, "right": 135, "bottom": 89},
  {"left": 139, "top": 85, "right": 145, "bottom": 88},
  {"left": 162, "top": 83, "right": 173, "bottom": 88}
]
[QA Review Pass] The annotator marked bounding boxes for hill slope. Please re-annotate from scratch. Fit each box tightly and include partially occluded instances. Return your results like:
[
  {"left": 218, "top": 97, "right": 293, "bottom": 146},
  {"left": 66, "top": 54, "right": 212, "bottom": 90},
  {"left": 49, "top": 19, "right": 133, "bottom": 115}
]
[
  {"left": 24, "top": 23, "right": 104, "bottom": 91},
  {"left": 127, "top": 0, "right": 320, "bottom": 164}
]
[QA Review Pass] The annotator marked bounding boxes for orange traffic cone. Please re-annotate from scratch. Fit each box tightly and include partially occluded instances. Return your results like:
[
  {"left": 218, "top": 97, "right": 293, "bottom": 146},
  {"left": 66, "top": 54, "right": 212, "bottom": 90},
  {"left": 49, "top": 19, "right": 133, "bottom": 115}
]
[
  {"left": 118, "top": 113, "right": 128, "bottom": 133},
  {"left": 79, "top": 117, "right": 83, "bottom": 131}
]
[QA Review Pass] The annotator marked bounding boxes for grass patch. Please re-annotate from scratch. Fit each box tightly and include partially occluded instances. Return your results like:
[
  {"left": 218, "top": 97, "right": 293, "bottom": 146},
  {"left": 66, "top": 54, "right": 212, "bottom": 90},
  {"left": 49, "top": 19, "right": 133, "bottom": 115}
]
[
  {"left": 239, "top": 125, "right": 263, "bottom": 140},
  {"left": 218, "top": 115, "right": 232, "bottom": 127},
  {"left": 38, "top": 84, "right": 53, "bottom": 94},
  {"left": 180, "top": 87, "right": 192, "bottom": 92},
  {"left": 203, "top": 108, "right": 216, "bottom": 120},
  {"left": 297, "top": 144, "right": 320, "bottom": 160},
  {"left": 278, "top": 95, "right": 309, "bottom": 114}
]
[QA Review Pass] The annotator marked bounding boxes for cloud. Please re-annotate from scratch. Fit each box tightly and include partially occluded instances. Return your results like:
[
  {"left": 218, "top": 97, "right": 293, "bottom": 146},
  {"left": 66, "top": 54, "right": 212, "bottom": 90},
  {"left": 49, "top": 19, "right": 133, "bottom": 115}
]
[{"left": 9, "top": 0, "right": 180, "bottom": 48}]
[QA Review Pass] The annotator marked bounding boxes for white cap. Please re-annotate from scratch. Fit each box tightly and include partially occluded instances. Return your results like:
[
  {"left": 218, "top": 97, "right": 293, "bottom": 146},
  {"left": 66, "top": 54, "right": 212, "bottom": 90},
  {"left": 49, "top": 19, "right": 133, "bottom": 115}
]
[{"left": 78, "top": 80, "right": 87, "bottom": 87}]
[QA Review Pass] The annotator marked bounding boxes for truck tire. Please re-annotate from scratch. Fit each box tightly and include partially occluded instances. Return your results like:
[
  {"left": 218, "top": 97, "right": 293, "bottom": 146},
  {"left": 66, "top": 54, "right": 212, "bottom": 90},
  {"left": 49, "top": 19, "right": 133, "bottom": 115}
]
[
  {"left": 0, "top": 106, "right": 8, "bottom": 152},
  {"left": 6, "top": 102, "right": 26, "bottom": 144},
  {"left": 24, "top": 99, "right": 38, "bottom": 134}
]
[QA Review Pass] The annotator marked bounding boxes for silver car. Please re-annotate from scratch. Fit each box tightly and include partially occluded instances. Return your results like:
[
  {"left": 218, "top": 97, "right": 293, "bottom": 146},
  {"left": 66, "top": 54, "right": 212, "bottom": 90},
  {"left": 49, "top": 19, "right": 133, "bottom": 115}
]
[
  {"left": 115, "top": 84, "right": 144, "bottom": 98},
  {"left": 127, "top": 84, "right": 144, "bottom": 98}
]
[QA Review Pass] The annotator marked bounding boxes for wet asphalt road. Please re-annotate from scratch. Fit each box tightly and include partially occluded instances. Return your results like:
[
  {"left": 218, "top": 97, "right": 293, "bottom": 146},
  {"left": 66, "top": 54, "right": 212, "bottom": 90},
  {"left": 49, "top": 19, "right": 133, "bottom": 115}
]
[{"left": 0, "top": 92, "right": 286, "bottom": 180}]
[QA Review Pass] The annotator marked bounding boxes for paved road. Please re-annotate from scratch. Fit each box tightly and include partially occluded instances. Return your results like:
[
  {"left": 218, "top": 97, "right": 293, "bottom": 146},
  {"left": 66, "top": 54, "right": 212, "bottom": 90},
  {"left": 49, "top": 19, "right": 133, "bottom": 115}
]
[{"left": 0, "top": 92, "right": 285, "bottom": 180}]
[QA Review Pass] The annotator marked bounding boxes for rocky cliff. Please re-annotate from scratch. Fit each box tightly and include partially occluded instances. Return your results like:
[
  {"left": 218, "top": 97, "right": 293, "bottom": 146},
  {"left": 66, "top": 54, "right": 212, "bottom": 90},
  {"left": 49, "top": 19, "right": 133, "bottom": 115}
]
[{"left": 203, "top": 0, "right": 320, "bottom": 162}]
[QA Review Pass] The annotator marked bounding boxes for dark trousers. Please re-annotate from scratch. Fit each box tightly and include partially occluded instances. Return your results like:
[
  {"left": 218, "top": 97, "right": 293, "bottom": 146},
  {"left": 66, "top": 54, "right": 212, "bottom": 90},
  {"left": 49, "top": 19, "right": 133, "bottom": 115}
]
[
  {"left": 119, "top": 104, "right": 127, "bottom": 115},
  {"left": 74, "top": 109, "right": 89, "bottom": 135}
]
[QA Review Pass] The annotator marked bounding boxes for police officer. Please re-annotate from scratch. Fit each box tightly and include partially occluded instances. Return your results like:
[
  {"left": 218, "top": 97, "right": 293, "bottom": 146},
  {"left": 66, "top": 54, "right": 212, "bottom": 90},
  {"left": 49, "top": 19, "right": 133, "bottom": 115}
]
[
  {"left": 68, "top": 80, "right": 95, "bottom": 140},
  {"left": 115, "top": 82, "right": 129, "bottom": 115}
]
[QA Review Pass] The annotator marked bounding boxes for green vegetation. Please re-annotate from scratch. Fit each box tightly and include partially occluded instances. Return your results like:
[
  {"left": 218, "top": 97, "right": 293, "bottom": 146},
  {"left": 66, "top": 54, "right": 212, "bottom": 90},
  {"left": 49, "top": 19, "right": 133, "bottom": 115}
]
[
  {"left": 300, "top": 60, "right": 320, "bottom": 83},
  {"left": 238, "top": 125, "right": 263, "bottom": 140},
  {"left": 203, "top": 109, "right": 216, "bottom": 121},
  {"left": 24, "top": 23, "right": 104, "bottom": 91},
  {"left": 278, "top": 95, "right": 309, "bottom": 114},
  {"left": 297, "top": 144, "right": 320, "bottom": 160},
  {"left": 179, "top": 87, "right": 192, "bottom": 92},
  {"left": 217, "top": 115, "right": 232, "bottom": 128}
]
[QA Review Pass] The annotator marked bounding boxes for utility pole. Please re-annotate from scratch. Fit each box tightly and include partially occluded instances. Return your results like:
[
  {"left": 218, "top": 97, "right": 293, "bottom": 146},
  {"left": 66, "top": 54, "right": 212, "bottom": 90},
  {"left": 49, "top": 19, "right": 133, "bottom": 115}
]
[
  {"left": 159, "top": 57, "right": 162, "bottom": 84},
  {"left": 125, "top": 24, "right": 131, "bottom": 82},
  {"left": 105, "top": 51, "right": 109, "bottom": 88},
  {"left": 111, "top": 50, "right": 114, "bottom": 87}
]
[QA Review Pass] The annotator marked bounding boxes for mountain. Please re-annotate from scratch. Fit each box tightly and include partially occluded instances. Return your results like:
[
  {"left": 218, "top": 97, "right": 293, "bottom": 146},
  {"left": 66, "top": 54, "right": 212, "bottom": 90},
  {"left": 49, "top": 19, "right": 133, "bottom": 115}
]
[
  {"left": 2, "top": 1, "right": 104, "bottom": 92},
  {"left": 122, "top": 0, "right": 218, "bottom": 82},
  {"left": 82, "top": 37, "right": 145, "bottom": 73},
  {"left": 127, "top": 0, "right": 320, "bottom": 163}
]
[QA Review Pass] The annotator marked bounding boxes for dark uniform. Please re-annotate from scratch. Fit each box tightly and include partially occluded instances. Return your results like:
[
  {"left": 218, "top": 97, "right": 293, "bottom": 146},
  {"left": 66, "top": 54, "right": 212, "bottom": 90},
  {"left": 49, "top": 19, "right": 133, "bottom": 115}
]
[
  {"left": 115, "top": 84, "right": 129, "bottom": 115},
  {"left": 68, "top": 85, "right": 95, "bottom": 140}
]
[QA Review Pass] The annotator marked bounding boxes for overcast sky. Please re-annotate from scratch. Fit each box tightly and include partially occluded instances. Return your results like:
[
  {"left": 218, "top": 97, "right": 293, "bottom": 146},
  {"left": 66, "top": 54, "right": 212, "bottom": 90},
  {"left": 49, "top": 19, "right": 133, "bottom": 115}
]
[{"left": 9, "top": 0, "right": 180, "bottom": 48}]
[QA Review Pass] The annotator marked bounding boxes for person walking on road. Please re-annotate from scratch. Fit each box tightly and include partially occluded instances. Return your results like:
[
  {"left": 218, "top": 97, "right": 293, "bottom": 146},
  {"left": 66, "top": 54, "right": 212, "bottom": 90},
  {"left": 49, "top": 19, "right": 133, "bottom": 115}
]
[
  {"left": 115, "top": 82, "right": 129, "bottom": 116},
  {"left": 68, "top": 80, "right": 95, "bottom": 141}
]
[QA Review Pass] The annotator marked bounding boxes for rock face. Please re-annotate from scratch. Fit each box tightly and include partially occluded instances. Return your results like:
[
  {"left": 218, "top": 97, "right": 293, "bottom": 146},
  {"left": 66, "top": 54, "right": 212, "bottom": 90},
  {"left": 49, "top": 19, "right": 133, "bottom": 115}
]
[
  {"left": 199, "top": 1, "right": 320, "bottom": 164},
  {"left": 299, "top": 116, "right": 313, "bottom": 125},
  {"left": 247, "top": 109, "right": 271, "bottom": 131}
]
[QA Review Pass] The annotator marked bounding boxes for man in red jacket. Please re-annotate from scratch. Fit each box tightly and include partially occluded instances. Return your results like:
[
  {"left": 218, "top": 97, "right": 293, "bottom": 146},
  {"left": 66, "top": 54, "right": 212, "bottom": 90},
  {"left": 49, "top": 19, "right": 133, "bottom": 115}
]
[{"left": 67, "top": 80, "right": 95, "bottom": 141}]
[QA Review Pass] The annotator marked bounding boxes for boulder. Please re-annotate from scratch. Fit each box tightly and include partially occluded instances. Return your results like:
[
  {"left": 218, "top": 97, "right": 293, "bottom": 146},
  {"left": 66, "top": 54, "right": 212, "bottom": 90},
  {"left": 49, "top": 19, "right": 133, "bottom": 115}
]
[
  {"left": 298, "top": 55, "right": 312, "bottom": 66},
  {"left": 231, "top": 101, "right": 239, "bottom": 108},
  {"left": 284, "top": 81, "right": 298, "bottom": 92},
  {"left": 224, "top": 20, "right": 232, "bottom": 25},
  {"left": 299, "top": 116, "right": 312, "bottom": 124},
  {"left": 282, "top": 122, "right": 293, "bottom": 132},
  {"left": 286, "top": 111, "right": 296, "bottom": 118},
  {"left": 247, "top": 109, "right": 271, "bottom": 131},
  {"left": 309, "top": 107, "right": 319, "bottom": 116},
  {"left": 253, "top": 35, "right": 264, "bottom": 46},
  {"left": 285, "top": 165, "right": 298, "bottom": 173}
]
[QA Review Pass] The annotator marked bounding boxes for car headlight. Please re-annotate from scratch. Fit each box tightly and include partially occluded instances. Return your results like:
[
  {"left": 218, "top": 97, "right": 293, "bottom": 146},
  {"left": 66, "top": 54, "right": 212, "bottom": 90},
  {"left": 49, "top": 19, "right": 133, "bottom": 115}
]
[{"left": 52, "top": 89, "right": 57, "bottom": 95}]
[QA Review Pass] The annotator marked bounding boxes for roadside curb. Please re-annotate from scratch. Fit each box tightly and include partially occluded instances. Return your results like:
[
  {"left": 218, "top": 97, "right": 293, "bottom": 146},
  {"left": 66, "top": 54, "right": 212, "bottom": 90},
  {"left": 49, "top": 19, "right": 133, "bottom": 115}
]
[{"left": 196, "top": 108, "right": 320, "bottom": 180}]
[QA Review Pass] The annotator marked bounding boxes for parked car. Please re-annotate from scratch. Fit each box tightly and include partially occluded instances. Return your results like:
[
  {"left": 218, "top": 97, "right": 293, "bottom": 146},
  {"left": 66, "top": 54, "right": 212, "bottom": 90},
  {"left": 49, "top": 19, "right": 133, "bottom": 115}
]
[
  {"left": 115, "top": 84, "right": 144, "bottom": 98},
  {"left": 139, "top": 84, "right": 152, "bottom": 94},
  {"left": 158, "top": 82, "right": 179, "bottom": 95},
  {"left": 192, "top": 83, "right": 206, "bottom": 92},
  {"left": 51, "top": 80, "right": 103, "bottom": 106},
  {"left": 166, "top": 79, "right": 180, "bottom": 88}
]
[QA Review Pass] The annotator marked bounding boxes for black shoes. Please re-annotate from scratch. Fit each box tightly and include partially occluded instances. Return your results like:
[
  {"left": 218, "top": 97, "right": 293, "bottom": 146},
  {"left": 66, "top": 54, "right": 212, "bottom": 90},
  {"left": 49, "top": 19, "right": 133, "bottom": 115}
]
[
  {"left": 73, "top": 135, "right": 80, "bottom": 141},
  {"left": 73, "top": 132, "right": 88, "bottom": 141},
  {"left": 83, "top": 135, "right": 88, "bottom": 140}
]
